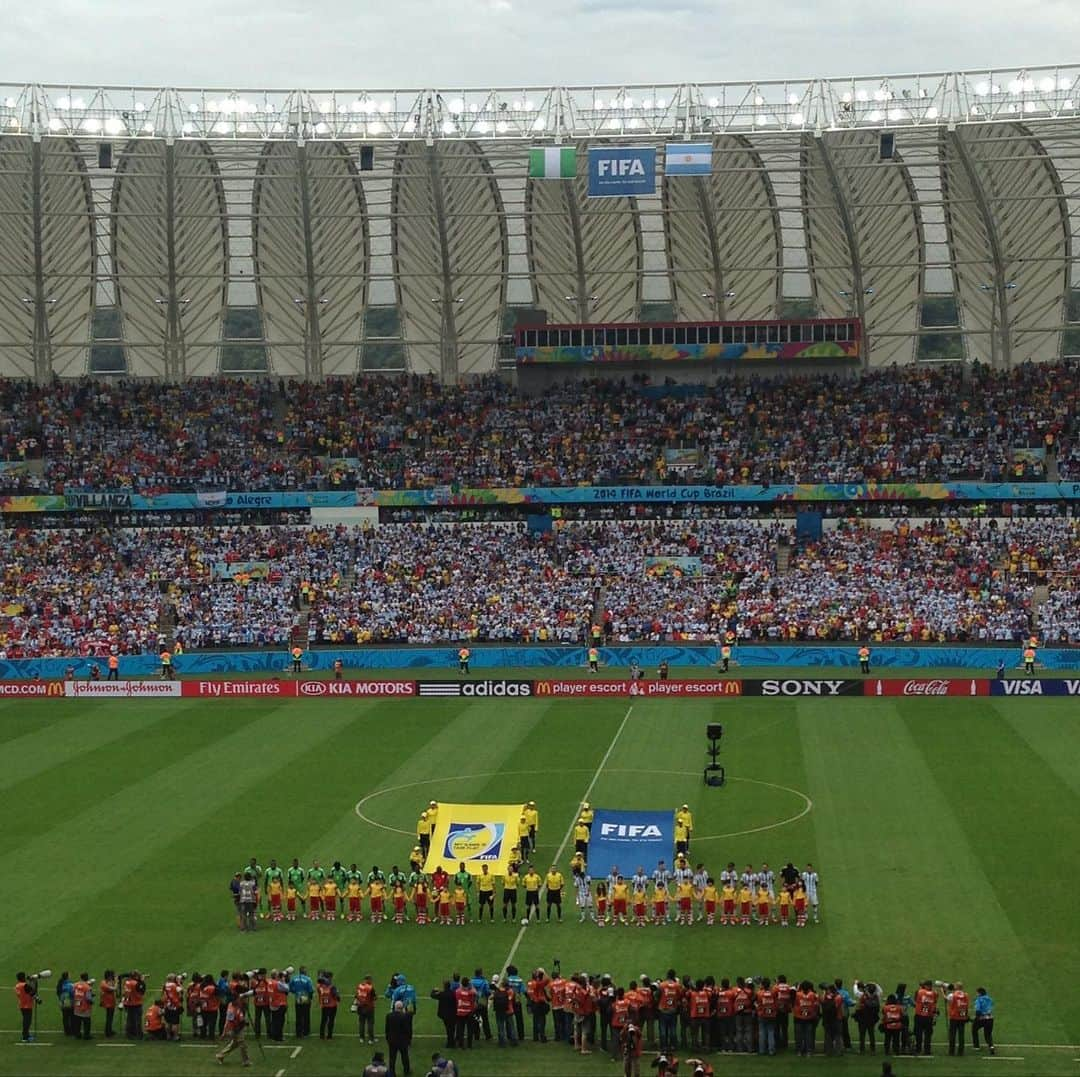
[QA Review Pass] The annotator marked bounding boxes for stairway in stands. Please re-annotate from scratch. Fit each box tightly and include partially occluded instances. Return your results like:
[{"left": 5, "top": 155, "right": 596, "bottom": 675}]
[
  {"left": 775, "top": 539, "right": 793, "bottom": 576},
  {"left": 1033, "top": 583, "right": 1050, "bottom": 632}
]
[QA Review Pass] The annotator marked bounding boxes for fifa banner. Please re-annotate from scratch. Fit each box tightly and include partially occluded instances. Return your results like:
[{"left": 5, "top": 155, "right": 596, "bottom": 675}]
[
  {"left": 588, "top": 147, "right": 656, "bottom": 197},
  {"left": 423, "top": 804, "right": 523, "bottom": 877},
  {"left": 588, "top": 809, "right": 675, "bottom": 879}
]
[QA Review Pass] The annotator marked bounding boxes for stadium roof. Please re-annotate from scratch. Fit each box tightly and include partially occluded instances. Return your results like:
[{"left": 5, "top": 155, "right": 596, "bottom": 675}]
[{"left": 0, "top": 64, "right": 1077, "bottom": 380}]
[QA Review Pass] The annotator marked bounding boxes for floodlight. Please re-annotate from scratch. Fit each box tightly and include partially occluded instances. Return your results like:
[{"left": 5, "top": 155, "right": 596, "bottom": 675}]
[
  {"left": 867, "top": 110, "right": 882, "bottom": 122},
  {"left": 1065, "top": 99, "right": 1075, "bottom": 110},
  {"left": 1024, "top": 102, "right": 1036, "bottom": 113},
  {"left": 974, "top": 82, "right": 989, "bottom": 96},
  {"left": 57, "top": 96, "right": 70, "bottom": 109},
  {"left": 1023, "top": 78, "right": 1035, "bottom": 92},
  {"left": 441, "top": 119, "right": 456, "bottom": 134},
  {"left": 495, "top": 120, "right": 508, "bottom": 133},
  {"left": 532, "top": 117, "right": 546, "bottom": 130},
  {"left": 402, "top": 118, "right": 416, "bottom": 133},
  {"left": 134, "top": 102, "right": 145, "bottom": 113},
  {"left": 182, "top": 122, "right": 195, "bottom": 134},
  {"left": 448, "top": 98, "right": 464, "bottom": 115},
  {"left": 314, "top": 121, "right": 329, "bottom": 134},
  {"left": 213, "top": 121, "right": 232, "bottom": 134},
  {"left": 841, "top": 91, "right": 853, "bottom": 103},
  {"left": 707, "top": 96, "right": 719, "bottom": 107},
  {"left": 378, "top": 101, "right": 391, "bottom": 114},
  {"left": 511, "top": 99, "right": 522, "bottom": 110},
  {"left": 593, "top": 98, "right": 604, "bottom": 110},
  {"left": 787, "top": 93, "right": 799, "bottom": 105},
  {"left": 104, "top": 116, "right": 124, "bottom": 135},
  {"left": 627, "top": 117, "right": 640, "bottom": 129},
  {"left": 605, "top": 116, "right": 621, "bottom": 129},
  {"left": 3, "top": 97, "right": 14, "bottom": 108},
  {"left": 82, "top": 118, "right": 100, "bottom": 132},
  {"left": 142, "top": 122, "right": 154, "bottom": 133},
  {"left": 856, "top": 90, "right": 868, "bottom": 102},
  {"left": 642, "top": 97, "right": 653, "bottom": 109},
  {"left": 473, "top": 119, "right": 489, "bottom": 134},
  {"left": 524, "top": 99, "right": 536, "bottom": 111},
  {"left": 755, "top": 114, "right": 769, "bottom": 125},
  {"left": 789, "top": 112, "right": 804, "bottom": 126},
  {"left": 369, "top": 120, "right": 384, "bottom": 135},
  {"left": 207, "top": 99, "right": 220, "bottom": 113},
  {"left": 188, "top": 103, "right": 199, "bottom": 114},
  {"left": 1039, "top": 77, "right": 1055, "bottom": 93},
  {"left": 1008, "top": 80, "right": 1023, "bottom": 94},
  {"left": 47, "top": 117, "right": 63, "bottom": 131},
  {"left": 72, "top": 97, "right": 86, "bottom": 110},
  {"left": 887, "top": 108, "right": 905, "bottom": 122},
  {"left": 925, "top": 106, "right": 939, "bottom": 119},
  {"left": 1060, "top": 78, "right": 1073, "bottom": 91},
  {"left": 656, "top": 97, "right": 666, "bottom": 108},
  {"left": 319, "top": 100, "right": 334, "bottom": 114},
  {"left": 754, "top": 94, "right": 764, "bottom": 105}
]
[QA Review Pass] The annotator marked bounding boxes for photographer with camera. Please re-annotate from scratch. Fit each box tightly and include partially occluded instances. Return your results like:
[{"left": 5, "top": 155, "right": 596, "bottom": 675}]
[
  {"left": 72, "top": 972, "right": 95, "bottom": 1040},
  {"left": 215, "top": 985, "right": 252, "bottom": 1066},
  {"left": 121, "top": 970, "right": 146, "bottom": 1039},
  {"left": 99, "top": 971, "right": 117, "bottom": 1038},
  {"left": 317, "top": 970, "right": 340, "bottom": 1039},
  {"left": 14, "top": 972, "right": 40, "bottom": 1042}
]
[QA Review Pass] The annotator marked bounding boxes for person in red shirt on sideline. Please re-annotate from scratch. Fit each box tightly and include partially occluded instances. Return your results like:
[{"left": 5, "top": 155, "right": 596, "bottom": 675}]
[
  {"left": 454, "top": 979, "right": 477, "bottom": 1049},
  {"left": 14, "top": 973, "right": 38, "bottom": 1042}
]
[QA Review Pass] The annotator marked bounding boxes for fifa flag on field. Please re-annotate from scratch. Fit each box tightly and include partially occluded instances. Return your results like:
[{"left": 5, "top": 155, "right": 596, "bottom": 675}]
[
  {"left": 587, "top": 808, "right": 676, "bottom": 879},
  {"left": 529, "top": 146, "right": 576, "bottom": 179},
  {"left": 423, "top": 803, "right": 523, "bottom": 877},
  {"left": 665, "top": 142, "right": 712, "bottom": 176}
]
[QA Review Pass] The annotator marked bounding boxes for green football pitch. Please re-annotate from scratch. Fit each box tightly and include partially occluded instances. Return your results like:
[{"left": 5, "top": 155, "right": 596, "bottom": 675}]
[{"left": 2, "top": 686, "right": 1079, "bottom": 1077}]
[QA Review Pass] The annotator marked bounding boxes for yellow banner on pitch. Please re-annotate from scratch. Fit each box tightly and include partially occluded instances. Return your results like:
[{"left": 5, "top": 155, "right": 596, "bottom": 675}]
[{"left": 423, "top": 803, "right": 523, "bottom": 877}]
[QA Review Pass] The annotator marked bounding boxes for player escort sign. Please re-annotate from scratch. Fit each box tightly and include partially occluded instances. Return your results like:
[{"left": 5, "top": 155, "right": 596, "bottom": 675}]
[{"left": 588, "top": 808, "right": 675, "bottom": 877}]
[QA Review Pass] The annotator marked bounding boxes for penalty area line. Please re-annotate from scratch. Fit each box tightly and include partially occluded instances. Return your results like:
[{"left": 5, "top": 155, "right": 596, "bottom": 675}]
[{"left": 499, "top": 703, "right": 635, "bottom": 977}]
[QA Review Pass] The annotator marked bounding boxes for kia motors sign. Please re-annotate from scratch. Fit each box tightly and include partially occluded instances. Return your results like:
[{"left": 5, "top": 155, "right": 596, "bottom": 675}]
[{"left": 296, "top": 680, "right": 416, "bottom": 697}]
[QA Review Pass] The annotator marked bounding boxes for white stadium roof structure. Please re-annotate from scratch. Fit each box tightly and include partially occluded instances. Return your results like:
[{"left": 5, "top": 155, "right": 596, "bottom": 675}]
[{"left": 0, "top": 65, "right": 1079, "bottom": 381}]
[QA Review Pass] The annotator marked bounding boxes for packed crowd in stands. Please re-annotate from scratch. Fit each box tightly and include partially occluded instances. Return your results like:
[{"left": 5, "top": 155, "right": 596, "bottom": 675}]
[
  {"left": 0, "top": 361, "right": 1076, "bottom": 492},
  {"left": 0, "top": 518, "right": 1076, "bottom": 658}
]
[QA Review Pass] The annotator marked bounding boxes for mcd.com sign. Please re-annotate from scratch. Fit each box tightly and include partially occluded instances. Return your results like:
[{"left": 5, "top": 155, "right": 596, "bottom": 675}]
[{"left": 0, "top": 680, "right": 65, "bottom": 697}]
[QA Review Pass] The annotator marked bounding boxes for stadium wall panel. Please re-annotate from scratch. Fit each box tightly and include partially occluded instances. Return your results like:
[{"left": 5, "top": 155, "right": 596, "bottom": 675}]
[{"left": 1, "top": 645, "right": 1075, "bottom": 680}]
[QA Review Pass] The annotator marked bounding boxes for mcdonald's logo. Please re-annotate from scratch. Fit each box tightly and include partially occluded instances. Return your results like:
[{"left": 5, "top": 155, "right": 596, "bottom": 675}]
[{"left": 46, "top": 680, "right": 65, "bottom": 697}]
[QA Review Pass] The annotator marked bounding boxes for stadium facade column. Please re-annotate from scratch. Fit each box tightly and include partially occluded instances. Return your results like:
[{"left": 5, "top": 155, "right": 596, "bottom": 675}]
[
  {"left": 295, "top": 142, "right": 326, "bottom": 381},
  {"left": 815, "top": 132, "right": 870, "bottom": 371},
  {"left": 947, "top": 129, "right": 1012, "bottom": 369},
  {"left": 29, "top": 139, "right": 55, "bottom": 384},
  {"left": 162, "top": 141, "right": 187, "bottom": 382},
  {"left": 691, "top": 171, "right": 728, "bottom": 320},
  {"left": 423, "top": 142, "right": 460, "bottom": 384}
]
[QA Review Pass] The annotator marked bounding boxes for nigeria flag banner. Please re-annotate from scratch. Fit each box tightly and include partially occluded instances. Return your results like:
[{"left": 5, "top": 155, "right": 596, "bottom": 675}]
[{"left": 529, "top": 146, "right": 576, "bottom": 179}]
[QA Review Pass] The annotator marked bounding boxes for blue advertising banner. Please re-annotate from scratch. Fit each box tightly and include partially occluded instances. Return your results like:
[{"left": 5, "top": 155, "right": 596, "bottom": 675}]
[
  {"left": 588, "top": 146, "right": 657, "bottom": 197},
  {"left": 2, "top": 481, "right": 1078, "bottom": 515},
  {"left": 990, "top": 678, "right": 1080, "bottom": 696},
  {"left": 587, "top": 808, "right": 675, "bottom": 878}
]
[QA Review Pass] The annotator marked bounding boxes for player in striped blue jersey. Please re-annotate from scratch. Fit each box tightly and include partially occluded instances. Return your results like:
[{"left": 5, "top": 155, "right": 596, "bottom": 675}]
[
  {"left": 801, "top": 864, "right": 820, "bottom": 923},
  {"left": 572, "top": 866, "right": 593, "bottom": 923}
]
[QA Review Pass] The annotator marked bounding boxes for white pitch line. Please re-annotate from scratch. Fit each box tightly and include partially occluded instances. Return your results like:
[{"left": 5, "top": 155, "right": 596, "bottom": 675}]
[
  {"left": 96, "top": 1042, "right": 135, "bottom": 1047},
  {"left": 275, "top": 1068, "right": 286, "bottom": 1077},
  {"left": 291, "top": 1044, "right": 303, "bottom": 1058},
  {"left": 500, "top": 704, "right": 634, "bottom": 976}
]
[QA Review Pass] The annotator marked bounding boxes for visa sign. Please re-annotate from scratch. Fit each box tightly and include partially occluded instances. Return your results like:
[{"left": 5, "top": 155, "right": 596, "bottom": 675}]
[{"left": 588, "top": 147, "right": 657, "bottom": 197}]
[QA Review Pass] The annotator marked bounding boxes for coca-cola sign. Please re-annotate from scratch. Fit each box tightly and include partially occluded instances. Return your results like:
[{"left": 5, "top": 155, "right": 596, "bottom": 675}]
[{"left": 867, "top": 679, "right": 989, "bottom": 697}]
